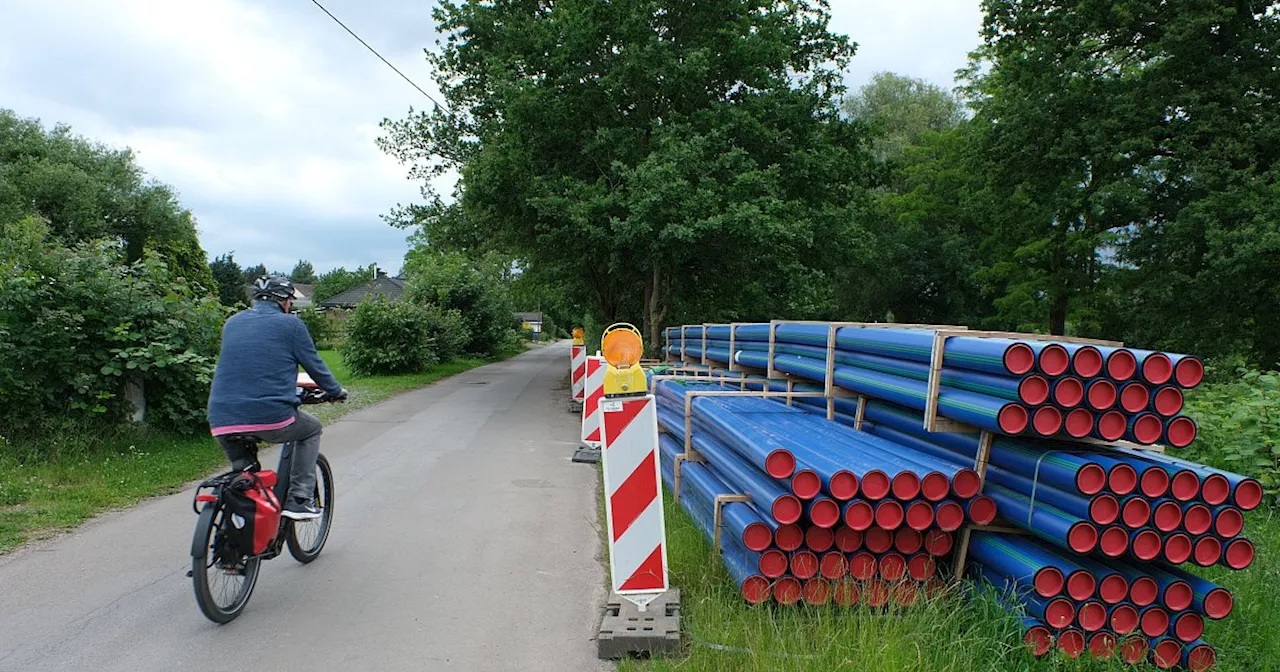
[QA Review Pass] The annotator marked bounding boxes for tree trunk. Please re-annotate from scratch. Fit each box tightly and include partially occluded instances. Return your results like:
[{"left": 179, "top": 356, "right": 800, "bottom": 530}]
[
  {"left": 642, "top": 267, "right": 666, "bottom": 354},
  {"left": 1049, "top": 292, "right": 1068, "bottom": 336}
]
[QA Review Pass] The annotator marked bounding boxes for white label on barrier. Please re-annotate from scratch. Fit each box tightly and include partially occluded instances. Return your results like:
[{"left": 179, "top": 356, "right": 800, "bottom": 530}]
[{"left": 602, "top": 400, "right": 623, "bottom": 413}]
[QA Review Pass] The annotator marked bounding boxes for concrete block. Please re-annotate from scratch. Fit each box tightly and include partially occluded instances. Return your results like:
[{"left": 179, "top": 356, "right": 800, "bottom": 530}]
[{"left": 596, "top": 588, "right": 681, "bottom": 660}]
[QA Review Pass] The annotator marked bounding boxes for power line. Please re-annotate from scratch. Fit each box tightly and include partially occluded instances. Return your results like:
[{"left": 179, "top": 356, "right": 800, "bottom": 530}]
[{"left": 307, "top": 0, "right": 447, "bottom": 110}]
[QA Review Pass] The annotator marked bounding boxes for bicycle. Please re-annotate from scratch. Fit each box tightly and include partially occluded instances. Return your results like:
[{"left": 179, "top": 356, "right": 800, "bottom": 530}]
[{"left": 189, "top": 373, "right": 340, "bottom": 623}]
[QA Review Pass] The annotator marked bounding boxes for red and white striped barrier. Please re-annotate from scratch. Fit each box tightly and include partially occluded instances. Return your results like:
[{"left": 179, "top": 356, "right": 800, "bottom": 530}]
[
  {"left": 601, "top": 393, "right": 668, "bottom": 607},
  {"left": 581, "top": 356, "right": 605, "bottom": 447},
  {"left": 571, "top": 344, "right": 587, "bottom": 402}
]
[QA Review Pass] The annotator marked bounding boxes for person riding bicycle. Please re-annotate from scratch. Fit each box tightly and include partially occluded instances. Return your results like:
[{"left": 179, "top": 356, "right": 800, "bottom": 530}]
[{"left": 207, "top": 275, "right": 347, "bottom": 520}]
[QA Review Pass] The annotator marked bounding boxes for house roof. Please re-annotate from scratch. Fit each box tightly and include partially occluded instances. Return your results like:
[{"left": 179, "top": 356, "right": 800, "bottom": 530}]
[
  {"left": 293, "top": 283, "right": 315, "bottom": 298},
  {"left": 318, "top": 275, "right": 407, "bottom": 308},
  {"left": 515, "top": 312, "right": 543, "bottom": 322}
]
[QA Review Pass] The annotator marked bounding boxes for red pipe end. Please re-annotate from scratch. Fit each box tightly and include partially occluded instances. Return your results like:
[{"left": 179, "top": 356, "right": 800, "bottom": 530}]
[
  {"left": 1024, "top": 626, "right": 1053, "bottom": 657},
  {"left": 830, "top": 471, "right": 859, "bottom": 500},
  {"left": 967, "top": 496, "right": 997, "bottom": 525},
  {"left": 904, "top": 501, "right": 934, "bottom": 532},
  {"left": 1164, "top": 533, "right": 1192, "bottom": 564},
  {"left": 1129, "top": 577, "right": 1158, "bottom": 607},
  {"left": 1031, "top": 566, "right": 1064, "bottom": 598},
  {"left": 802, "top": 577, "right": 830, "bottom": 605},
  {"left": 1183, "top": 504, "right": 1211, "bottom": 535},
  {"left": 792, "top": 470, "right": 822, "bottom": 500},
  {"left": 1176, "top": 357, "right": 1205, "bottom": 388},
  {"left": 1235, "top": 479, "right": 1264, "bottom": 510},
  {"left": 919, "top": 473, "right": 949, "bottom": 502},
  {"left": 1225, "top": 538, "right": 1255, "bottom": 570},
  {"left": 1174, "top": 612, "right": 1204, "bottom": 643},
  {"left": 865, "top": 526, "right": 893, "bottom": 554},
  {"left": 1164, "top": 581, "right": 1193, "bottom": 612},
  {"left": 1078, "top": 463, "right": 1108, "bottom": 495},
  {"left": 765, "top": 449, "right": 796, "bottom": 479},
  {"left": 1072, "top": 346, "right": 1104, "bottom": 378},
  {"left": 1119, "top": 637, "right": 1148, "bottom": 665},
  {"left": 1068, "top": 523, "right": 1099, "bottom": 553},
  {"left": 924, "top": 530, "right": 953, "bottom": 556},
  {"left": 1153, "top": 501, "right": 1182, "bottom": 532},
  {"left": 1097, "top": 411, "right": 1128, "bottom": 441},
  {"left": 1187, "top": 644, "right": 1217, "bottom": 672},
  {"left": 1121, "top": 497, "right": 1150, "bottom": 528},
  {"left": 1111, "top": 604, "right": 1139, "bottom": 634},
  {"left": 1066, "top": 570, "right": 1096, "bottom": 601},
  {"left": 809, "top": 498, "right": 840, "bottom": 529},
  {"left": 1099, "top": 575, "right": 1129, "bottom": 605},
  {"left": 1091, "top": 494, "right": 1121, "bottom": 525},
  {"left": 1152, "top": 638, "right": 1181, "bottom": 669},
  {"left": 1107, "top": 349, "right": 1138, "bottom": 381},
  {"left": 998, "top": 404, "right": 1029, "bottom": 434},
  {"left": 908, "top": 553, "right": 937, "bottom": 582},
  {"left": 861, "top": 470, "right": 891, "bottom": 501},
  {"left": 934, "top": 500, "right": 965, "bottom": 532},
  {"left": 1204, "top": 588, "right": 1234, "bottom": 619},
  {"left": 833, "top": 580, "right": 859, "bottom": 606},
  {"left": 1057, "top": 629, "right": 1085, "bottom": 659},
  {"left": 1045, "top": 598, "right": 1076, "bottom": 629},
  {"left": 1088, "top": 379, "right": 1118, "bottom": 410},
  {"left": 805, "top": 525, "right": 835, "bottom": 553},
  {"left": 1153, "top": 387, "right": 1184, "bottom": 416},
  {"left": 1066, "top": 409, "right": 1093, "bottom": 438},
  {"left": 1019, "top": 375, "right": 1051, "bottom": 405},
  {"left": 1033, "top": 406, "right": 1062, "bottom": 436},
  {"left": 875, "top": 500, "right": 905, "bottom": 530},
  {"left": 834, "top": 526, "right": 862, "bottom": 553},
  {"left": 844, "top": 501, "right": 874, "bottom": 531},
  {"left": 1004, "top": 343, "right": 1036, "bottom": 375},
  {"left": 894, "top": 527, "right": 923, "bottom": 554},
  {"left": 1054, "top": 377, "right": 1085, "bottom": 407},
  {"left": 1100, "top": 526, "right": 1131, "bottom": 557},
  {"left": 951, "top": 469, "right": 982, "bottom": 499},
  {"left": 1166, "top": 416, "right": 1197, "bottom": 448},
  {"left": 744, "top": 522, "right": 773, "bottom": 552},
  {"left": 1201, "top": 475, "right": 1230, "bottom": 507},
  {"left": 772, "top": 495, "right": 802, "bottom": 524},
  {"left": 879, "top": 552, "right": 907, "bottom": 581},
  {"left": 1131, "top": 529, "right": 1161, "bottom": 560},
  {"left": 759, "top": 549, "right": 789, "bottom": 578},
  {"left": 1088, "top": 631, "right": 1116, "bottom": 659},
  {"left": 848, "top": 552, "right": 877, "bottom": 580},
  {"left": 776, "top": 524, "right": 804, "bottom": 551},
  {"left": 865, "top": 580, "right": 891, "bottom": 608},
  {"left": 892, "top": 582, "right": 920, "bottom": 607},
  {"left": 1120, "top": 383, "right": 1150, "bottom": 413},
  {"left": 1132, "top": 414, "right": 1163, "bottom": 444},
  {"left": 1172, "top": 471, "right": 1201, "bottom": 501},
  {"left": 1039, "top": 344, "right": 1070, "bottom": 376},
  {"left": 1141, "top": 608, "right": 1170, "bottom": 637},
  {"left": 790, "top": 550, "right": 819, "bottom": 580},
  {"left": 773, "top": 577, "right": 802, "bottom": 605},
  {"left": 1141, "top": 468, "right": 1170, "bottom": 498},
  {"left": 741, "top": 575, "right": 771, "bottom": 604},
  {"left": 1194, "top": 536, "right": 1222, "bottom": 566},
  {"left": 1143, "top": 353, "right": 1173, "bottom": 385},
  {"left": 819, "top": 552, "right": 847, "bottom": 580}
]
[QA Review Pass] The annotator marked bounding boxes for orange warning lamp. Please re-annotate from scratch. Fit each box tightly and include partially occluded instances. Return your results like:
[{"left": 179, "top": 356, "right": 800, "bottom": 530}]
[
  {"left": 572, "top": 327, "right": 585, "bottom": 346},
  {"left": 602, "top": 323, "right": 646, "bottom": 396}
]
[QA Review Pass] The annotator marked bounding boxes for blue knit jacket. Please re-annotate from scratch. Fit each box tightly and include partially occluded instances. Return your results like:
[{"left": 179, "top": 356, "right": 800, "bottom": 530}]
[{"left": 207, "top": 302, "right": 341, "bottom": 434}]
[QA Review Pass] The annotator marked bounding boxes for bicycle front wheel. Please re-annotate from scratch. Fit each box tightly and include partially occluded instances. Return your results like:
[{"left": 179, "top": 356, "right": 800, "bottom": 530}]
[
  {"left": 192, "top": 501, "right": 261, "bottom": 623},
  {"left": 287, "top": 453, "right": 333, "bottom": 563}
]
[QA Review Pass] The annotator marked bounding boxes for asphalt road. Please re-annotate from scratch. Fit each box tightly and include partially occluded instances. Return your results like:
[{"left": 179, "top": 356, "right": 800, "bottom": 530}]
[{"left": 0, "top": 343, "right": 609, "bottom": 672}]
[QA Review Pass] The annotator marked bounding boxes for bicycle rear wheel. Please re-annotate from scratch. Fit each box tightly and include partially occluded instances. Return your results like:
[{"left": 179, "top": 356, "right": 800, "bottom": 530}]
[
  {"left": 287, "top": 453, "right": 333, "bottom": 563},
  {"left": 191, "top": 501, "right": 261, "bottom": 623}
]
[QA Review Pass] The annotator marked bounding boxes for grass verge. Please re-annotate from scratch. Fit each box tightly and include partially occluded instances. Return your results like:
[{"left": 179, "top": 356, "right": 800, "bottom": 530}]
[
  {"left": 0, "top": 349, "right": 517, "bottom": 554},
  {"left": 618, "top": 492, "right": 1280, "bottom": 672}
]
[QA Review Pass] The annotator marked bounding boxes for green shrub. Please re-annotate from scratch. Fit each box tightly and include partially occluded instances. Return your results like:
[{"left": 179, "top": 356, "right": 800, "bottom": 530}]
[
  {"left": 1181, "top": 367, "right": 1280, "bottom": 505},
  {"left": 341, "top": 297, "right": 437, "bottom": 375},
  {"left": 422, "top": 304, "right": 468, "bottom": 362},
  {"left": 296, "top": 307, "right": 329, "bottom": 347},
  {"left": 0, "top": 216, "right": 226, "bottom": 436},
  {"left": 403, "top": 249, "right": 518, "bottom": 357}
]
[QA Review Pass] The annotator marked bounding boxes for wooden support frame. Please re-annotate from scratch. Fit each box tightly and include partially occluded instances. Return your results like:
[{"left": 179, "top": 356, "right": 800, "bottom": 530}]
[{"left": 713, "top": 494, "right": 752, "bottom": 554}]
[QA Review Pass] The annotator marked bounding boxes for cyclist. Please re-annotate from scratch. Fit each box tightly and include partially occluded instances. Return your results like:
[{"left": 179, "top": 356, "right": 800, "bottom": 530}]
[{"left": 207, "top": 275, "right": 347, "bottom": 520}]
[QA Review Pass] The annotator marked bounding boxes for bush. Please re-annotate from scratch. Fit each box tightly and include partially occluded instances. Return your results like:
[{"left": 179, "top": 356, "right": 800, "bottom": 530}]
[
  {"left": 0, "top": 217, "right": 226, "bottom": 435},
  {"left": 1181, "top": 367, "right": 1280, "bottom": 505},
  {"left": 403, "top": 249, "right": 518, "bottom": 357},
  {"left": 296, "top": 308, "right": 329, "bottom": 348},
  {"left": 341, "top": 297, "right": 437, "bottom": 375},
  {"left": 422, "top": 304, "right": 468, "bottom": 362}
]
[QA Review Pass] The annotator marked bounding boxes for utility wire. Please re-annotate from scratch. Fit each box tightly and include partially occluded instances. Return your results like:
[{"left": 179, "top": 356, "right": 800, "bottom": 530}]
[{"left": 307, "top": 0, "right": 447, "bottom": 111}]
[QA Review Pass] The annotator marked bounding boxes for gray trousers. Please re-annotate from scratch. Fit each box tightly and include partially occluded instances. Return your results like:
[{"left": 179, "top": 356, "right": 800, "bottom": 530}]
[{"left": 217, "top": 410, "right": 323, "bottom": 501}]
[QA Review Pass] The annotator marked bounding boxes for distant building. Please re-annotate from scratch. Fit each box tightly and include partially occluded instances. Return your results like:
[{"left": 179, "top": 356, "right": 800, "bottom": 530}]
[
  {"left": 515, "top": 312, "right": 543, "bottom": 333},
  {"left": 317, "top": 269, "right": 407, "bottom": 309}
]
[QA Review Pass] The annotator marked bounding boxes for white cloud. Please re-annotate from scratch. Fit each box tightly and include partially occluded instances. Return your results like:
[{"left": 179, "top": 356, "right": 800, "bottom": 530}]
[{"left": 830, "top": 0, "right": 984, "bottom": 91}]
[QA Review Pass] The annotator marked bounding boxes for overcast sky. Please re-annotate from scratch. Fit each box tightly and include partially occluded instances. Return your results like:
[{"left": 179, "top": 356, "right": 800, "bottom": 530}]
[{"left": 0, "top": 1, "right": 983, "bottom": 275}]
